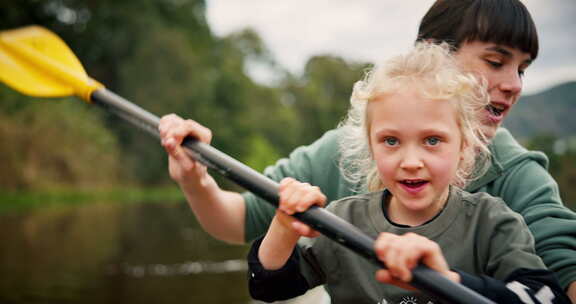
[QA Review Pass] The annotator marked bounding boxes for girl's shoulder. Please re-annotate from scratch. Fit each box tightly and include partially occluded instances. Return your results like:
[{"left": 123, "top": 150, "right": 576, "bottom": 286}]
[
  {"left": 325, "top": 191, "right": 383, "bottom": 219},
  {"left": 455, "top": 187, "right": 525, "bottom": 224}
]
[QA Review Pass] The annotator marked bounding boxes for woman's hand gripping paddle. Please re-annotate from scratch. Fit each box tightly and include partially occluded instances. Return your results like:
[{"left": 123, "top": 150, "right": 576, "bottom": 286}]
[{"left": 0, "top": 25, "right": 494, "bottom": 304}]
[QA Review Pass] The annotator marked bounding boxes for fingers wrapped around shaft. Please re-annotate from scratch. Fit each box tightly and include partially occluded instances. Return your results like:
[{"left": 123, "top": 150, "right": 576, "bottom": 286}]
[
  {"left": 276, "top": 177, "right": 326, "bottom": 237},
  {"left": 158, "top": 114, "right": 213, "bottom": 183},
  {"left": 374, "top": 232, "right": 449, "bottom": 283}
]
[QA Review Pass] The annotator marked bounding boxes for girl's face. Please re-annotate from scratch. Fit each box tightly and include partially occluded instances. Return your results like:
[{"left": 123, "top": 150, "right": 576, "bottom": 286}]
[
  {"left": 455, "top": 41, "right": 533, "bottom": 138},
  {"left": 368, "top": 89, "right": 463, "bottom": 226}
]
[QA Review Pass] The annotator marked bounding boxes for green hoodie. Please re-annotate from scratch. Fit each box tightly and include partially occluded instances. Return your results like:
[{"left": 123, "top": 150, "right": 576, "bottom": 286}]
[{"left": 243, "top": 127, "right": 576, "bottom": 289}]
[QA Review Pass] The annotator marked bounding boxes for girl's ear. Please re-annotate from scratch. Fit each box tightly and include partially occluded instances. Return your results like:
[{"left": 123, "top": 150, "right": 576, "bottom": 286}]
[{"left": 459, "top": 135, "right": 470, "bottom": 162}]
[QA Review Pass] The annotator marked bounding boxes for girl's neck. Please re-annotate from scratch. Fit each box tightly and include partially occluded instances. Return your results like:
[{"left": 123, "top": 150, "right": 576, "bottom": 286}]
[{"left": 387, "top": 187, "right": 450, "bottom": 227}]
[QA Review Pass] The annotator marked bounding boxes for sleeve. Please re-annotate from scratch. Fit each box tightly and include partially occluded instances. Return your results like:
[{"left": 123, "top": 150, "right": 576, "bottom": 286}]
[
  {"left": 247, "top": 237, "right": 310, "bottom": 302},
  {"left": 242, "top": 129, "right": 347, "bottom": 242},
  {"left": 457, "top": 268, "right": 571, "bottom": 303},
  {"left": 498, "top": 158, "right": 576, "bottom": 289}
]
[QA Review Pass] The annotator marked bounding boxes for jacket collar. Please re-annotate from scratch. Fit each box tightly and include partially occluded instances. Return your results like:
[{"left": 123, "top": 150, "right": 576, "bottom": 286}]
[{"left": 465, "top": 153, "right": 503, "bottom": 192}]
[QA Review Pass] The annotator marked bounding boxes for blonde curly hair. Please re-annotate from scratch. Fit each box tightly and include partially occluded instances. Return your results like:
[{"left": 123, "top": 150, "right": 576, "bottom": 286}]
[{"left": 338, "top": 42, "right": 490, "bottom": 192}]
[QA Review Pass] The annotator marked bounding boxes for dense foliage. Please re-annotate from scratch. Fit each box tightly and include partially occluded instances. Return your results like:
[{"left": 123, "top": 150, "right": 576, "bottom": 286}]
[
  {"left": 1, "top": 0, "right": 574, "bottom": 209},
  {"left": 0, "top": 0, "right": 367, "bottom": 190}
]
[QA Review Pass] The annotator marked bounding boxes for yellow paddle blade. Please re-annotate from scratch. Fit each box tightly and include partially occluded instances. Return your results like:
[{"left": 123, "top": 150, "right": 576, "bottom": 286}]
[{"left": 0, "top": 25, "right": 103, "bottom": 101}]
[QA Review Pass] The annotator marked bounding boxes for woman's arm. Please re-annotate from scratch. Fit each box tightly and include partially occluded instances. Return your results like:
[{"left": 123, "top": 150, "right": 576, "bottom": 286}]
[
  {"left": 498, "top": 159, "right": 576, "bottom": 293},
  {"left": 160, "top": 114, "right": 345, "bottom": 244},
  {"left": 159, "top": 114, "right": 246, "bottom": 243},
  {"left": 478, "top": 195, "right": 571, "bottom": 303},
  {"left": 457, "top": 268, "right": 570, "bottom": 303}
]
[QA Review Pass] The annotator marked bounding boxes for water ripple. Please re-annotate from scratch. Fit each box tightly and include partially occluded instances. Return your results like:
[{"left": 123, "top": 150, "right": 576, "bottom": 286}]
[{"left": 108, "top": 259, "right": 248, "bottom": 277}]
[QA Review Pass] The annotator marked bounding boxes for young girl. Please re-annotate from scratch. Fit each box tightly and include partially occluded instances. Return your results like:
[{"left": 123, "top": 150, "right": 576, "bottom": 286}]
[{"left": 247, "top": 43, "right": 569, "bottom": 304}]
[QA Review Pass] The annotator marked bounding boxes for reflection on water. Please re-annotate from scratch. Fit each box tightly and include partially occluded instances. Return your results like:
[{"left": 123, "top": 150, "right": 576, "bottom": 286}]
[
  {"left": 0, "top": 200, "right": 253, "bottom": 304},
  {"left": 114, "top": 259, "right": 247, "bottom": 277}
]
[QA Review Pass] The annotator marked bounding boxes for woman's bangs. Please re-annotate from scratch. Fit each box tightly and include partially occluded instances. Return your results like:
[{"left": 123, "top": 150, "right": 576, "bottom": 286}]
[{"left": 460, "top": 0, "right": 539, "bottom": 59}]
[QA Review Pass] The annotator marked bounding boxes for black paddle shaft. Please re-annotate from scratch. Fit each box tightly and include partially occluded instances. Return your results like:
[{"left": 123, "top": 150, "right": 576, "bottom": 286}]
[{"left": 90, "top": 88, "right": 495, "bottom": 304}]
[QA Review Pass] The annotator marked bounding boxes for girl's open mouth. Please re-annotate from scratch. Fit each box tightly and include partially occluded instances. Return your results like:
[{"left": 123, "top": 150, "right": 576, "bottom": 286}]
[{"left": 399, "top": 180, "right": 428, "bottom": 194}]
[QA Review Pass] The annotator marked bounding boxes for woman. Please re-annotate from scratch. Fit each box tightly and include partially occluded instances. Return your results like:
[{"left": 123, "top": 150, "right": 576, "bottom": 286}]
[{"left": 248, "top": 42, "right": 568, "bottom": 303}]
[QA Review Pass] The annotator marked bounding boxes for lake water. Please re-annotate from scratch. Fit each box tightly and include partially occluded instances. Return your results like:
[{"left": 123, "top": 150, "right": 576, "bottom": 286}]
[{"left": 0, "top": 200, "right": 255, "bottom": 304}]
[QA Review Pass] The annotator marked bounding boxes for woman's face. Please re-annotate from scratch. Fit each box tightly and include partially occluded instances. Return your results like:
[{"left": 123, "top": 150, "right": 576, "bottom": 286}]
[{"left": 455, "top": 41, "right": 533, "bottom": 138}]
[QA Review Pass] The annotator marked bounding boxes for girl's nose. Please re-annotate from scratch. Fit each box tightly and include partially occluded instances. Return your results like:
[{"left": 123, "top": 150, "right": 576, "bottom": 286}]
[{"left": 400, "top": 150, "right": 424, "bottom": 170}]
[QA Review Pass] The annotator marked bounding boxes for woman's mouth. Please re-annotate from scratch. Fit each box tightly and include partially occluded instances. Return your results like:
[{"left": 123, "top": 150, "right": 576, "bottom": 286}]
[
  {"left": 485, "top": 103, "right": 508, "bottom": 123},
  {"left": 486, "top": 104, "right": 503, "bottom": 116}
]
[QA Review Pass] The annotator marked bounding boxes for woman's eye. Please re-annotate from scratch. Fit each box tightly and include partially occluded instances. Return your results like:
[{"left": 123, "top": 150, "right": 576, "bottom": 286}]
[
  {"left": 384, "top": 137, "right": 399, "bottom": 146},
  {"left": 425, "top": 137, "right": 441, "bottom": 146},
  {"left": 486, "top": 60, "right": 502, "bottom": 68},
  {"left": 518, "top": 69, "right": 526, "bottom": 78}
]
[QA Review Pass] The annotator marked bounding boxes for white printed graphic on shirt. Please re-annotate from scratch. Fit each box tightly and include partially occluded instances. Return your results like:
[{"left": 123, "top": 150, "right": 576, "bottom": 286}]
[
  {"left": 377, "top": 296, "right": 436, "bottom": 304},
  {"left": 506, "top": 281, "right": 555, "bottom": 304}
]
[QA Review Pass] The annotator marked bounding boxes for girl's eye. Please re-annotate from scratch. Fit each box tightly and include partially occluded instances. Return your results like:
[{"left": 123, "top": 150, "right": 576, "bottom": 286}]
[
  {"left": 425, "top": 136, "right": 441, "bottom": 146},
  {"left": 384, "top": 137, "right": 399, "bottom": 146}
]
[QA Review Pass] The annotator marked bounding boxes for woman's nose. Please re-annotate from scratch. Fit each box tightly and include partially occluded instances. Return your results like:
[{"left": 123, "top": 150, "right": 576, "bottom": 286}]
[{"left": 498, "top": 69, "right": 522, "bottom": 99}]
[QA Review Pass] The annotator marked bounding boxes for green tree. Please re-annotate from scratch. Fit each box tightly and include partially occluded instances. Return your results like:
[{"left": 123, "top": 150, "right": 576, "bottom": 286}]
[
  {"left": 0, "top": 0, "right": 372, "bottom": 191},
  {"left": 0, "top": 0, "right": 296, "bottom": 188},
  {"left": 0, "top": 89, "right": 122, "bottom": 190},
  {"left": 282, "top": 56, "right": 369, "bottom": 145}
]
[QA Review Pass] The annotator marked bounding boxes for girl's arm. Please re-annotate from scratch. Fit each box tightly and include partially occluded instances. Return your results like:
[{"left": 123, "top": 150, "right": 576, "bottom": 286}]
[
  {"left": 373, "top": 231, "right": 570, "bottom": 303},
  {"left": 374, "top": 232, "right": 460, "bottom": 290},
  {"left": 248, "top": 178, "right": 326, "bottom": 302},
  {"left": 258, "top": 177, "right": 325, "bottom": 269},
  {"left": 248, "top": 236, "right": 310, "bottom": 302},
  {"left": 243, "top": 129, "right": 347, "bottom": 242},
  {"left": 258, "top": 213, "right": 301, "bottom": 270}
]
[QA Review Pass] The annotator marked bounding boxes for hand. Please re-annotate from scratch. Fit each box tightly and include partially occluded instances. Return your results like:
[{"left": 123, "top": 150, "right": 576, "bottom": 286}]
[
  {"left": 374, "top": 232, "right": 460, "bottom": 290},
  {"left": 158, "top": 114, "right": 212, "bottom": 187},
  {"left": 275, "top": 177, "right": 327, "bottom": 238},
  {"left": 258, "top": 178, "right": 327, "bottom": 270}
]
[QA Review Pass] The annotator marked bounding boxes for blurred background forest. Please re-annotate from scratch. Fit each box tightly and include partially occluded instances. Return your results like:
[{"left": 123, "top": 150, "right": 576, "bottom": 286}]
[{"left": 0, "top": 0, "right": 575, "bottom": 207}]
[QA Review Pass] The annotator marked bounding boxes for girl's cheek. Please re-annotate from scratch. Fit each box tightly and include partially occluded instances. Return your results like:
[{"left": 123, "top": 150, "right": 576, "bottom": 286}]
[
  {"left": 376, "top": 158, "right": 396, "bottom": 179},
  {"left": 429, "top": 155, "right": 460, "bottom": 182}
]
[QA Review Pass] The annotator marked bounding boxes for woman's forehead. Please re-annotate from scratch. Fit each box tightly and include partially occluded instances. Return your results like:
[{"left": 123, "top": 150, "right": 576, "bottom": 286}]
[{"left": 458, "top": 40, "right": 533, "bottom": 61}]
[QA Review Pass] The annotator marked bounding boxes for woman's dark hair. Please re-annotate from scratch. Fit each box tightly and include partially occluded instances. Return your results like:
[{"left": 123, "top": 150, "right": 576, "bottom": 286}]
[{"left": 417, "top": 0, "right": 539, "bottom": 59}]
